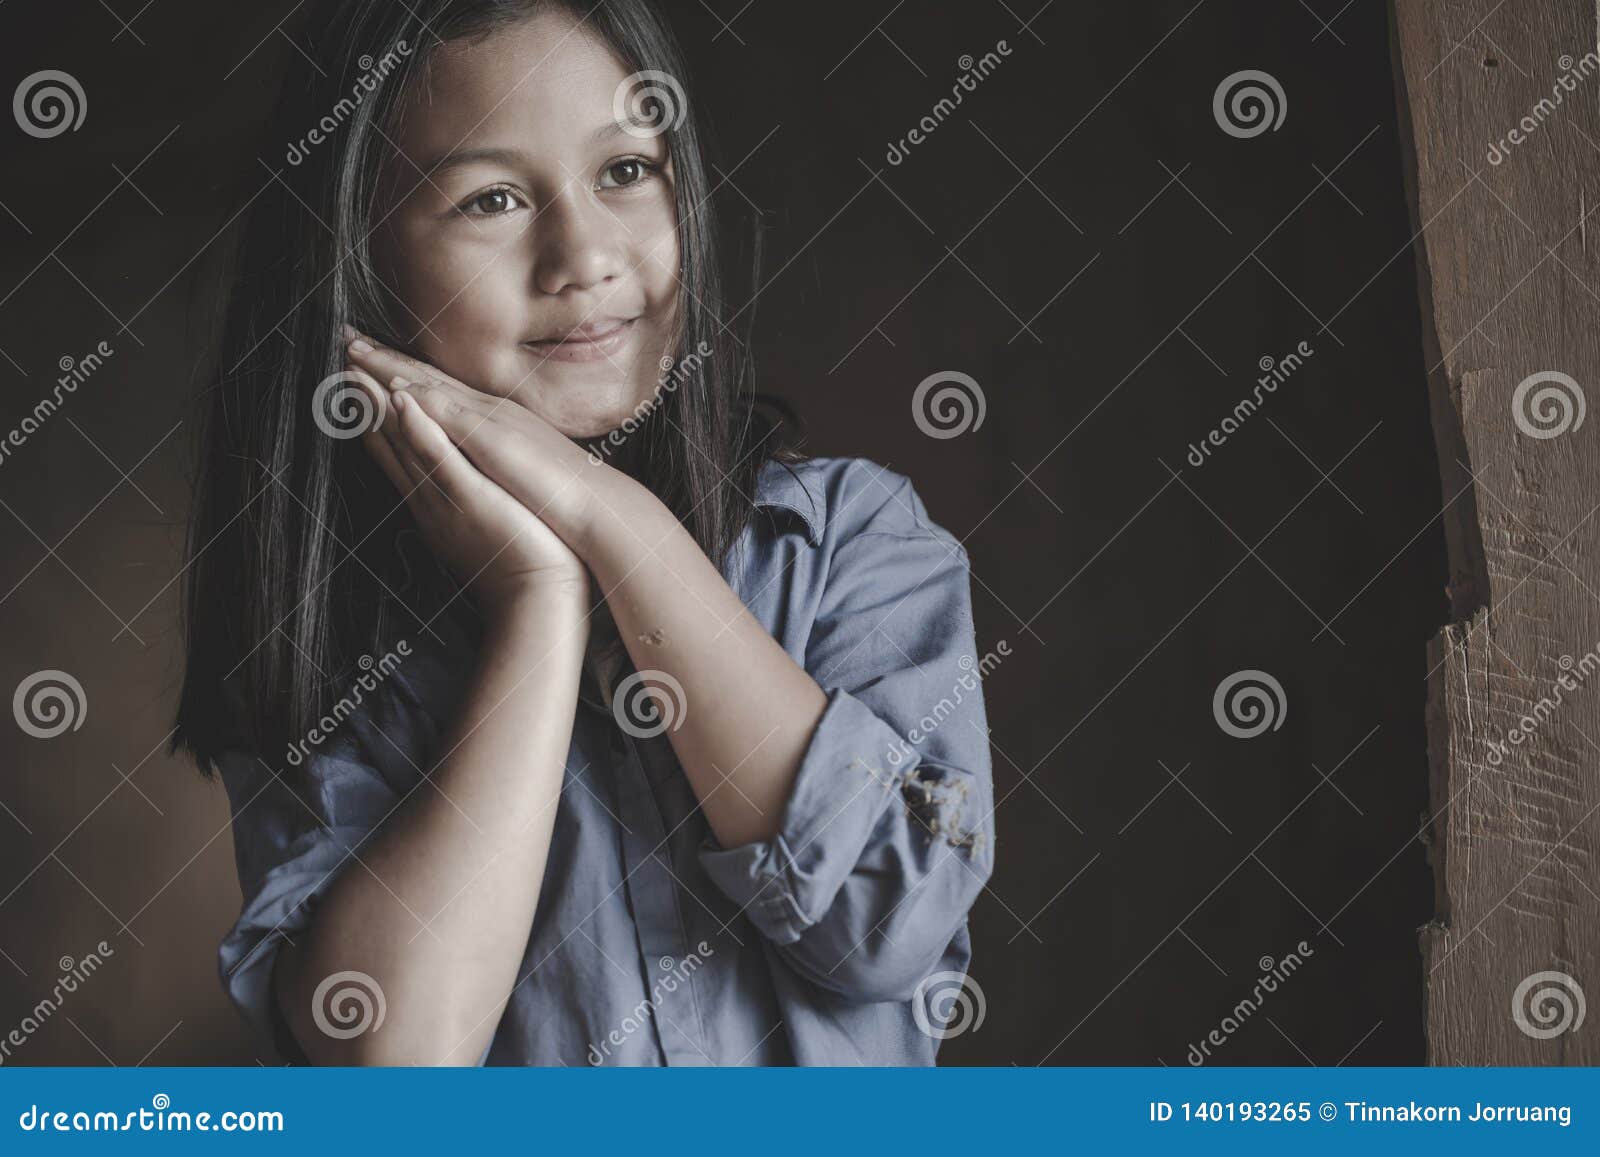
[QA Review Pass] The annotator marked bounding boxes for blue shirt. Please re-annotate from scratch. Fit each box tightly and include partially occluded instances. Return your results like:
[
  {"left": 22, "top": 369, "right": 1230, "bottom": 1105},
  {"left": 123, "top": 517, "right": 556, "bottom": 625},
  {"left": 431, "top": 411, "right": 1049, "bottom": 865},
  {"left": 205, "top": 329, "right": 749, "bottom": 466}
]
[{"left": 215, "top": 455, "right": 996, "bottom": 1065}]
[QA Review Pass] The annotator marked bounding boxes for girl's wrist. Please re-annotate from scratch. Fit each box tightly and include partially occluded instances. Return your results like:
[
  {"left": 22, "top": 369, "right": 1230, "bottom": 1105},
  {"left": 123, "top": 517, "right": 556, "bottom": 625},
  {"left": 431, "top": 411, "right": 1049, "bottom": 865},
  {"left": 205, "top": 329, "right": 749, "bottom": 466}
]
[
  {"left": 480, "top": 572, "right": 593, "bottom": 635},
  {"left": 556, "top": 456, "right": 646, "bottom": 563}
]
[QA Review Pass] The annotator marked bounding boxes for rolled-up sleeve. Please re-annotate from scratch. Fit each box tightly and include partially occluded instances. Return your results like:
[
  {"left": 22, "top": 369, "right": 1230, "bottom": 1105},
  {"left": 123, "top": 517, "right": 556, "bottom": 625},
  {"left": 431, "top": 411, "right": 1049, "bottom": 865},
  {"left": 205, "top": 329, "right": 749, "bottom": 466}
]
[
  {"left": 214, "top": 740, "right": 399, "bottom": 1062},
  {"left": 700, "top": 473, "right": 997, "bottom": 1003}
]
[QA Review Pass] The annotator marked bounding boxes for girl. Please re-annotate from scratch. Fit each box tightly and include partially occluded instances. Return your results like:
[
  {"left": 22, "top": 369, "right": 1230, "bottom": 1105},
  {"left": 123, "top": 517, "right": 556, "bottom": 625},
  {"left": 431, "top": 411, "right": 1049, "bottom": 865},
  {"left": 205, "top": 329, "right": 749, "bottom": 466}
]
[{"left": 176, "top": 0, "right": 994, "bottom": 1066}]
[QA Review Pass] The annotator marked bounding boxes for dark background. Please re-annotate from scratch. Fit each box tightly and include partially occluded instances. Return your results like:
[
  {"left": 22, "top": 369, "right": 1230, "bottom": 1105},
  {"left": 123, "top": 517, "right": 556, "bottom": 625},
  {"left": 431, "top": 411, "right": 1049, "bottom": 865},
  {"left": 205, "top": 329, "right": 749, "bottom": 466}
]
[{"left": 0, "top": 0, "right": 1443, "bottom": 1065}]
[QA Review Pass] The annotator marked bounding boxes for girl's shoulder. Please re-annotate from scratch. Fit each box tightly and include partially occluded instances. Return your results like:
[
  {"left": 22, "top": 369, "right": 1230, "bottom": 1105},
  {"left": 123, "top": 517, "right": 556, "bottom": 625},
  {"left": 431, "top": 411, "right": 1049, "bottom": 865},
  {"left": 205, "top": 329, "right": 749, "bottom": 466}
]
[{"left": 753, "top": 455, "right": 966, "bottom": 560}]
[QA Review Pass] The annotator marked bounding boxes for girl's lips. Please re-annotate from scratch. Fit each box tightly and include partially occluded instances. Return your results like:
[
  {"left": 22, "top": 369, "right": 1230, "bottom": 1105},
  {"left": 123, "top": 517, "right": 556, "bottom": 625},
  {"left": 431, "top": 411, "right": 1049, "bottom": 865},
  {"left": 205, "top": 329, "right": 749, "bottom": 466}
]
[{"left": 522, "top": 318, "right": 637, "bottom": 363}]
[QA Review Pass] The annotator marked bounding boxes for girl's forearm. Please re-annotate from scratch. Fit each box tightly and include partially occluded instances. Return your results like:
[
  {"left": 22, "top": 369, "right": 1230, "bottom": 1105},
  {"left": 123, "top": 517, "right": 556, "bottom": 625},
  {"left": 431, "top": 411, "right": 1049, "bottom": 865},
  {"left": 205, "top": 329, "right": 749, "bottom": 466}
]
[
  {"left": 572, "top": 470, "right": 827, "bottom": 849},
  {"left": 275, "top": 582, "right": 590, "bottom": 1065}
]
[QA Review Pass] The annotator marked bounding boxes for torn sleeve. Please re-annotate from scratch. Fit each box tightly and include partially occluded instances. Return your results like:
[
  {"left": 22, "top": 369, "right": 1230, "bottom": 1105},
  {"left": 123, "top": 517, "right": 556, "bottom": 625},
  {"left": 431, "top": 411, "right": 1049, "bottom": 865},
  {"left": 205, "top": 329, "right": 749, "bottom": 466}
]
[{"left": 699, "top": 511, "right": 997, "bottom": 1003}]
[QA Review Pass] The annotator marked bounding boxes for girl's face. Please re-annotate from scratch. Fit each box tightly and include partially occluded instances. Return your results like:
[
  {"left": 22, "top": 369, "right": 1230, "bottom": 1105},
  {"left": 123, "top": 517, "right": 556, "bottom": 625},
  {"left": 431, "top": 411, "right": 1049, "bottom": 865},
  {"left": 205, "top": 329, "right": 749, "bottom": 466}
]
[{"left": 374, "top": 7, "right": 680, "bottom": 439}]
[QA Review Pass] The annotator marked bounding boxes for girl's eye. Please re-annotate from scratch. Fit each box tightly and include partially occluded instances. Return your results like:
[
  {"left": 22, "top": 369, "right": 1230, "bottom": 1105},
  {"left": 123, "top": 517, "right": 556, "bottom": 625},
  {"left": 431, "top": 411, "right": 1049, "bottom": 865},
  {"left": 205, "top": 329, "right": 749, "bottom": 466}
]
[
  {"left": 460, "top": 187, "right": 523, "bottom": 216},
  {"left": 599, "top": 158, "right": 658, "bottom": 190}
]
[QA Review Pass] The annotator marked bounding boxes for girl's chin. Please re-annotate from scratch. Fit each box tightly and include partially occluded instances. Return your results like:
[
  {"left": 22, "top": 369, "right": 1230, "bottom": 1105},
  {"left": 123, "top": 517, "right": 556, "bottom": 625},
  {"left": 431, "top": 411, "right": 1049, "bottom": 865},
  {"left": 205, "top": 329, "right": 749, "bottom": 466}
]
[{"left": 503, "top": 388, "right": 656, "bottom": 443}]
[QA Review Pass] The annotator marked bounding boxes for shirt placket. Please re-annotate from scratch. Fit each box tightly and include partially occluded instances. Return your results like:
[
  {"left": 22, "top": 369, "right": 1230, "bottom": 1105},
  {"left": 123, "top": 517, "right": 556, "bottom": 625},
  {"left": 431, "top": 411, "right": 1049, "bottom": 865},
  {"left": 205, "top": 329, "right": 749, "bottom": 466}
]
[{"left": 595, "top": 679, "right": 711, "bottom": 1066}]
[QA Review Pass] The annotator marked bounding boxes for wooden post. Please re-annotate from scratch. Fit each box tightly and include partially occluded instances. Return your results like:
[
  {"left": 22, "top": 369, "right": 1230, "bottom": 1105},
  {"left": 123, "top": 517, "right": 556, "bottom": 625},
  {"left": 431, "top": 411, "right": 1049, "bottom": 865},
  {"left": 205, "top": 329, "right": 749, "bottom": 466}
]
[{"left": 1392, "top": 0, "right": 1597, "bottom": 1062}]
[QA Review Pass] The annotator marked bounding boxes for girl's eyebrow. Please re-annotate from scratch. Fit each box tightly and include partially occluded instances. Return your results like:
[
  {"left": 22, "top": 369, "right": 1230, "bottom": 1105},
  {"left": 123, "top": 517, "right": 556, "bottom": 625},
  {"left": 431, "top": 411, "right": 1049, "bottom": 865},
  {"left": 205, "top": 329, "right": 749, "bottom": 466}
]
[
  {"left": 423, "top": 145, "right": 527, "bottom": 178},
  {"left": 422, "top": 120, "right": 645, "bottom": 177}
]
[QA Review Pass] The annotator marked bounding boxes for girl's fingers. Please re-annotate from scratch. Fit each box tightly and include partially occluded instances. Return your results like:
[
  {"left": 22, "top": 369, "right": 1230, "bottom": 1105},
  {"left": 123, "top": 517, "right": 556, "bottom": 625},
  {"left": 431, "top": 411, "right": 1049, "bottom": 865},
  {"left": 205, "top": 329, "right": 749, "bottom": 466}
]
[
  {"left": 347, "top": 370, "right": 439, "bottom": 503},
  {"left": 340, "top": 326, "right": 565, "bottom": 511},
  {"left": 341, "top": 335, "right": 506, "bottom": 458},
  {"left": 362, "top": 423, "right": 411, "bottom": 495},
  {"left": 342, "top": 327, "right": 437, "bottom": 385},
  {"left": 390, "top": 389, "right": 481, "bottom": 503},
  {"left": 345, "top": 368, "right": 411, "bottom": 493},
  {"left": 343, "top": 329, "right": 486, "bottom": 411},
  {"left": 377, "top": 407, "right": 440, "bottom": 503},
  {"left": 388, "top": 429, "right": 432, "bottom": 492}
]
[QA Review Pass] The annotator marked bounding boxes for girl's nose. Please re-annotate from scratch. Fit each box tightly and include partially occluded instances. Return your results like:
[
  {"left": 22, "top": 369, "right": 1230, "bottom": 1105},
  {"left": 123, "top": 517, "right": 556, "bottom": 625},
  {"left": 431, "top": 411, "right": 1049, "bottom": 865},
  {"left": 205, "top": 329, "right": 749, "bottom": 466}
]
[{"left": 532, "top": 182, "right": 627, "bottom": 297}]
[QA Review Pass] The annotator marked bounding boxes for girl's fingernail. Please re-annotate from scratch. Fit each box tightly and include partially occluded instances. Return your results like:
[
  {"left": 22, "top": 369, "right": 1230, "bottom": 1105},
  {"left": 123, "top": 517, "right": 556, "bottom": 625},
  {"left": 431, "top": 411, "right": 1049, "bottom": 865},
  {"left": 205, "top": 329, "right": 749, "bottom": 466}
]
[
  {"left": 392, "top": 390, "right": 409, "bottom": 411},
  {"left": 339, "top": 323, "right": 357, "bottom": 341},
  {"left": 348, "top": 338, "right": 373, "bottom": 354},
  {"left": 390, "top": 375, "right": 409, "bottom": 390}
]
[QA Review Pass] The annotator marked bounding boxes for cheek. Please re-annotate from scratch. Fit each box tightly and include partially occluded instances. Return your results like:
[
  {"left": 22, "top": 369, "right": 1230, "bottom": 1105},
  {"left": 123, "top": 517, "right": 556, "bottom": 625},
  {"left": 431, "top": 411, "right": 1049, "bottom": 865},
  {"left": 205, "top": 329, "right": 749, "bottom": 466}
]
[
  {"left": 396, "top": 248, "right": 529, "bottom": 388},
  {"left": 630, "top": 229, "right": 681, "bottom": 374},
  {"left": 636, "top": 228, "right": 680, "bottom": 313},
  {"left": 640, "top": 226, "right": 680, "bottom": 285}
]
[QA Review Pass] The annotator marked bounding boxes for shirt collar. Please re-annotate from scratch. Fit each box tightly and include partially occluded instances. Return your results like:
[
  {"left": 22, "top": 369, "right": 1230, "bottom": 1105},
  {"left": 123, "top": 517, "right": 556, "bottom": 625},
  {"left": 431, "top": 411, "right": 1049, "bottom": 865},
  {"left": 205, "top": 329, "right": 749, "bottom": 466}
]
[{"left": 753, "top": 458, "right": 824, "bottom": 546}]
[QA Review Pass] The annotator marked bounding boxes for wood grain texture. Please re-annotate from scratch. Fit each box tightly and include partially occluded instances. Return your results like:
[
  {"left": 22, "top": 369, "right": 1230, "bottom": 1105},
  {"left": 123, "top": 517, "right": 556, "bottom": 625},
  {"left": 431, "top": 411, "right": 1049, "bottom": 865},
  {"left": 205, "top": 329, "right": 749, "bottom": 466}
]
[{"left": 1393, "top": 0, "right": 1598, "bottom": 1063}]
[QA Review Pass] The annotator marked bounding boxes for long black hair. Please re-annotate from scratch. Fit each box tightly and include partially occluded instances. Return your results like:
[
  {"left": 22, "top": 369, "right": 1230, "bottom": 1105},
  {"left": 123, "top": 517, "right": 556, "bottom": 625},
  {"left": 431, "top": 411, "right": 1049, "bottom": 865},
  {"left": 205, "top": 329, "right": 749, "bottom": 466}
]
[{"left": 174, "top": 0, "right": 802, "bottom": 775}]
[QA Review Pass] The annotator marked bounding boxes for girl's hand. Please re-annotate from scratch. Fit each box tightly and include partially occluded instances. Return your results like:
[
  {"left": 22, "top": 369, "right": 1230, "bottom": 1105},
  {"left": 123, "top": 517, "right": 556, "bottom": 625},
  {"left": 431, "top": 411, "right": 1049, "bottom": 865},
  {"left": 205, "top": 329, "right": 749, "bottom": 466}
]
[
  {"left": 354, "top": 371, "right": 589, "bottom": 618},
  {"left": 343, "top": 330, "right": 608, "bottom": 554}
]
